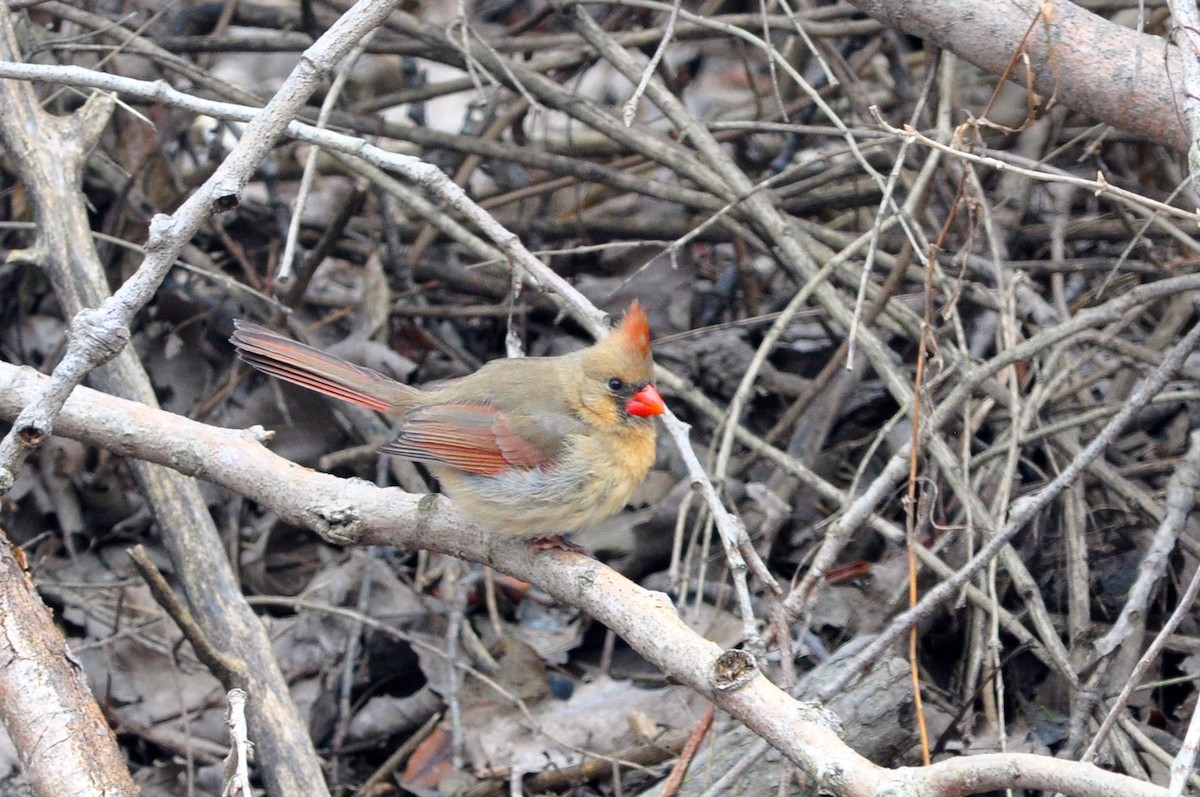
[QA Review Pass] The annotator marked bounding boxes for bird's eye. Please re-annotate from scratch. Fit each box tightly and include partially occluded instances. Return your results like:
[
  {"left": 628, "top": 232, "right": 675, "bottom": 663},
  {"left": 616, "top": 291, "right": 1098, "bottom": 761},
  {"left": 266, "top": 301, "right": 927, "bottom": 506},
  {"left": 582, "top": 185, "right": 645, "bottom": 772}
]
[{"left": 607, "top": 377, "right": 624, "bottom": 392}]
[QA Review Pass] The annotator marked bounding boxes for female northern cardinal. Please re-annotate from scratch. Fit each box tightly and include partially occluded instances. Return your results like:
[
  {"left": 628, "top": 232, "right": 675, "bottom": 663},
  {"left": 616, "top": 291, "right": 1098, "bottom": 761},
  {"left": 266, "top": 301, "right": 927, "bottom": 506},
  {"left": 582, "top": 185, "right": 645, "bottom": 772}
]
[{"left": 230, "top": 303, "right": 666, "bottom": 539}]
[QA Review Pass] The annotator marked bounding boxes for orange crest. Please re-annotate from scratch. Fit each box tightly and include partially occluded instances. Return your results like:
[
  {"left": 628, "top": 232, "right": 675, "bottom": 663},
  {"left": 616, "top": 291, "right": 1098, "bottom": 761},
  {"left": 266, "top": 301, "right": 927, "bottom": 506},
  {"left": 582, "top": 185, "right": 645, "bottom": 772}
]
[{"left": 615, "top": 300, "right": 652, "bottom": 358}]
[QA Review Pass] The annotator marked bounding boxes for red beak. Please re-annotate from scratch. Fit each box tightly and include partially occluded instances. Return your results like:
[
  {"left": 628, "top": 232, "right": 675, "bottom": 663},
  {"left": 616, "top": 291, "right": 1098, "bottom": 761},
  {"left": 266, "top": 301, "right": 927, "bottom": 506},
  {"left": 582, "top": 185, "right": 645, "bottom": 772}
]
[{"left": 626, "top": 384, "right": 666, "bottom": 417}]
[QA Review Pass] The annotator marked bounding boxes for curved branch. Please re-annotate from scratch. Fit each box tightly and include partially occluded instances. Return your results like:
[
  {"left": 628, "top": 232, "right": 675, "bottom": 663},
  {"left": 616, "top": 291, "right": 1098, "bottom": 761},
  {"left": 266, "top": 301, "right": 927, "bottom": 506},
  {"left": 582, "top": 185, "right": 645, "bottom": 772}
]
[{"left": 0, "top": 362, "right": 1169, "bottom": 797}]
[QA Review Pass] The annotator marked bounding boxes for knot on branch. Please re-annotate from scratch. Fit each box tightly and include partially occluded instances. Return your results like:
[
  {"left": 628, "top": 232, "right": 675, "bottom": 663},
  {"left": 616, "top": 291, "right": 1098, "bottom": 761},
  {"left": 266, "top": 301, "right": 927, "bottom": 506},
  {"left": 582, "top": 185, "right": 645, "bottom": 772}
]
[
  {"left": 212, "top": 193, "right": 240, "bottom": 213},
  {"left": 71, "top": 308, "right": 130, "bottom": 366},
  {"left": 144, "top": 215, "right": 176, "bottom": 250},
  {"left": 16, "top": 423, "right": 46, "bottom": 448},
  {"left": 712, "top": 648, "right": 758, "bottom": 692},
  {"left": 797, "top": 701, "right": 844, "bottom": 737},
  {"left": 311, "top": 502, "right": 364, "bottom": 545}
]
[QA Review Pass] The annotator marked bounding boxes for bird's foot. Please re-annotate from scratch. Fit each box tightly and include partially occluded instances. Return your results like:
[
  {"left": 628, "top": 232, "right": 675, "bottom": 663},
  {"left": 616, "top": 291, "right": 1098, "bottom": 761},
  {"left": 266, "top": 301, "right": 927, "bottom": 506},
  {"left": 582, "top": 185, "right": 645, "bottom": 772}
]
[{"left": 530, "top": 535, "right": 592, "bottom": 556}]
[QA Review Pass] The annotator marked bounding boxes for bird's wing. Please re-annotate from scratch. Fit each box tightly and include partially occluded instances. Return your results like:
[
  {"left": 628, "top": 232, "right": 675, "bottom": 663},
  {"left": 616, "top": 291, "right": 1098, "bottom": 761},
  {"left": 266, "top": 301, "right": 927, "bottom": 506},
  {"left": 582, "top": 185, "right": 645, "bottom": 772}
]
[{"left": 378, "top": 403, "right": 581, "bottom": 475}]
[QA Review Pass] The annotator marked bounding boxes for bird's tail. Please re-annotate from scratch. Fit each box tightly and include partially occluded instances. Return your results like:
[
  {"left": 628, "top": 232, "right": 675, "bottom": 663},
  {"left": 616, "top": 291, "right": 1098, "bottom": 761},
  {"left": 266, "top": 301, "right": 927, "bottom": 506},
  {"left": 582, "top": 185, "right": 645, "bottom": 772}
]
[{"left": 230, "top": 321, "right": 419, "bottom": 413}]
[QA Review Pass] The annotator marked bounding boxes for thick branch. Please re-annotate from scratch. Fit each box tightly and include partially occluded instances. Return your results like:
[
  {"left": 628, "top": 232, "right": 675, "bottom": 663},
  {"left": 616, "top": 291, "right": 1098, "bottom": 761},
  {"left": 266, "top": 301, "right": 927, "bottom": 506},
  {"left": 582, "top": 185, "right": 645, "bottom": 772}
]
[
  {"left": 846, "top": 0, "right": 1187, "bottom": 151},
  {"left": 0, "top": 537, "right": 138, "bottom": 797},
  {"left": 0, "top": 363, "right": 1171, "bottom": 797}
]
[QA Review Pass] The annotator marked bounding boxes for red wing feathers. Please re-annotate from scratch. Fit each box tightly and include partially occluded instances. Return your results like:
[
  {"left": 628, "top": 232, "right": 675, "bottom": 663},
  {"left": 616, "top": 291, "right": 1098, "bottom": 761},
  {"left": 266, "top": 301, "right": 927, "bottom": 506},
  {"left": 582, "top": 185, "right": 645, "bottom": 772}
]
[{"left": 379, "top": 404, "right": 555, "bottom": 475}]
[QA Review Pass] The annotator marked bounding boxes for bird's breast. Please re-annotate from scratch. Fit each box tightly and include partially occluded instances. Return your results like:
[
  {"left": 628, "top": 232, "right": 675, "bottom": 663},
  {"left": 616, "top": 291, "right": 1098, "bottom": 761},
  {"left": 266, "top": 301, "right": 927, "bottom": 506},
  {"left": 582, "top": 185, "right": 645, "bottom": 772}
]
[{"left": 431, "top": 422, "right": 657, "bottom": 537}]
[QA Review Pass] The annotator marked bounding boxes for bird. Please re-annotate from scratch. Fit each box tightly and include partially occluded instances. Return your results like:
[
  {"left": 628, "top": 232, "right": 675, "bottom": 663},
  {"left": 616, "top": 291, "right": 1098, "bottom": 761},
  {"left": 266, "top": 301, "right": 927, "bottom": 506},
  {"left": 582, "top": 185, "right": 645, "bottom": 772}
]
[{"left": 230, "top": 302, "right": 666, "bottom": 542}]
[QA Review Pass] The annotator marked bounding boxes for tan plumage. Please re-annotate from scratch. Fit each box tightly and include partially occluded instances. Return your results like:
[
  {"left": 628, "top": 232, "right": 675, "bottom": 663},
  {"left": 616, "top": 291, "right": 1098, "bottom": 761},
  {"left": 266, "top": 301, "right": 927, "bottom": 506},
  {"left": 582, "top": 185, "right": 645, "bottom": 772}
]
[{"left": 231, "top": 303, "right": 665, "bottom": 538}]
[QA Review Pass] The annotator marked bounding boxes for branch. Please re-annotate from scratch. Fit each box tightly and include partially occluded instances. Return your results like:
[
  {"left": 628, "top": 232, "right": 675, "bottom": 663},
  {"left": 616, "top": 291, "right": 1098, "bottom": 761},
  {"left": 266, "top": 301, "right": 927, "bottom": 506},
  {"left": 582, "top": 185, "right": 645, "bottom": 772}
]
[
  {"left": 0, "top": 362, "right": 1171, "bottom": 797},
  {"left": 0, "top": 2, "right": 406, "bottom": 794},
  {"left": 0, "top": 536, "right": 138, "bottom": 796},
  {"left": 846, "top": 0, "right": 1188, "bottom": 152},
  {"left": 0, "top": 0, "right": 404, "bottom": 488}
]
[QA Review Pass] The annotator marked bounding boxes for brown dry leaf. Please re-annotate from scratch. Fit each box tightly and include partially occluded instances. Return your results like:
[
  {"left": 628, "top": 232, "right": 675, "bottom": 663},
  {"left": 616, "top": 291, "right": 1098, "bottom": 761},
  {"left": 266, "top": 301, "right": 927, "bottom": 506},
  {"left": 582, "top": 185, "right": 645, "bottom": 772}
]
[{"left": 400, "top": 725, "right": 453, "bottom": 790}]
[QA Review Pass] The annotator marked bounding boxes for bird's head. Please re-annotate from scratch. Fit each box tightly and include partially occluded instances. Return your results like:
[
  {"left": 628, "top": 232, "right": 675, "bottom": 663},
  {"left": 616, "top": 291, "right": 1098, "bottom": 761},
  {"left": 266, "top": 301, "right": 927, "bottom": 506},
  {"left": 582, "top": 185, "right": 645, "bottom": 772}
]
[{"left": 579, "top": 301, "right": 666, "bottom": 424}]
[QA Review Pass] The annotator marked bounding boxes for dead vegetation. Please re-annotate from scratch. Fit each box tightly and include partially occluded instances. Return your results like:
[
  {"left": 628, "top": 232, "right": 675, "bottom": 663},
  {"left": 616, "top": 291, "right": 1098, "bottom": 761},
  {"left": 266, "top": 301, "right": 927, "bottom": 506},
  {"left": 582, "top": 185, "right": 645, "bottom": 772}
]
[{"left": 1, "top": 0, "right": 1200, "bottom": 795}]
